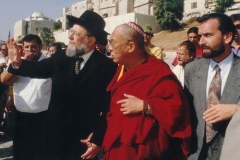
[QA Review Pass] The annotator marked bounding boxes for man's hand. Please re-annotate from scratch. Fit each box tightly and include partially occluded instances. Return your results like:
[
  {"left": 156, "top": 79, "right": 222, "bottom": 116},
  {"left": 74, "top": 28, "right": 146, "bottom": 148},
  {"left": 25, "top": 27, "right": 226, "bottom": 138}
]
[
  {"left": 117, "top": 94, "right": 143, "bottom": 115},
  {"left": 0, "top": 63, "right": 7, "bottom": 69},
  {"left": 80, "top": 133, "right": 100, "bottom": 159},
  {"left": 7, "top": 37, "right": 22, "bottom": 67},
  {"left": 203, "top": 104, "right": 238, "bottom": 124},
  {"left": 5, "top": 96, "right": 14, "bottom": 113}
]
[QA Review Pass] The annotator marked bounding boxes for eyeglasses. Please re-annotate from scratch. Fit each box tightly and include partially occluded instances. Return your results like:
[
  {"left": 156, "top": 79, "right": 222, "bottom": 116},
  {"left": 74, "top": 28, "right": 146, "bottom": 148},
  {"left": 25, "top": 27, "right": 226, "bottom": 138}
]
[
  {"left": 235, "top": 24, "right": 240, "bottom": 29},
  {"left": 108, "top": 39, "right": 131, "bottom": 49},
  {"left": 69, "top": 29, "right": 82, "bottom": 37}
]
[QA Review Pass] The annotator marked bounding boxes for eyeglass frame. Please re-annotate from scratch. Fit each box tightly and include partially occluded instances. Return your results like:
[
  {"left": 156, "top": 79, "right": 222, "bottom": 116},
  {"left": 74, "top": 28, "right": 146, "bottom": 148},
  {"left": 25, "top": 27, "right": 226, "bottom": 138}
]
[
  {"left": 235, "top": 24, "right": 240, "bottom": 30},
  {"left": 69, "top": 28, "right": 93, "bottom": 38},
  {"left": 108, "top": 39, "right": 132, "bottom": 49}
]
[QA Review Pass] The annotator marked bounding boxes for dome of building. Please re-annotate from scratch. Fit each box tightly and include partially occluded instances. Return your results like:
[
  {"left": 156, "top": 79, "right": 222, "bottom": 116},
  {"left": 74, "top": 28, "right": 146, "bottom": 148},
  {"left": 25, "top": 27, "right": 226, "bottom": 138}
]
[
  {"left": 37, "top": 17, "right": 45, "bottom": 21},
  {"left": 32, "top": 11, "right": 44, "bottom": 18}
]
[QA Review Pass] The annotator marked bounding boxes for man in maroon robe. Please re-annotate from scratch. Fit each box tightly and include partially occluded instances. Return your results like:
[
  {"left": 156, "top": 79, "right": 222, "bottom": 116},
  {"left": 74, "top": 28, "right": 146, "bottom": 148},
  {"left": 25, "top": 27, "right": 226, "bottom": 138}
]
[{"left": 102, "top": 22, "right": 192, "bottom": 160}]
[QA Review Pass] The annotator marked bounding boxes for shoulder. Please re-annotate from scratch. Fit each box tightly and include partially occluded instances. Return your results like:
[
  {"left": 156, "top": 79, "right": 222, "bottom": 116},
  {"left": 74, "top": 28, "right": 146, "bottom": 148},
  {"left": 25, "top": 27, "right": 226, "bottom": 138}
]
[{"left": 185, "top": 59, "right": 208, "bottom": 73}]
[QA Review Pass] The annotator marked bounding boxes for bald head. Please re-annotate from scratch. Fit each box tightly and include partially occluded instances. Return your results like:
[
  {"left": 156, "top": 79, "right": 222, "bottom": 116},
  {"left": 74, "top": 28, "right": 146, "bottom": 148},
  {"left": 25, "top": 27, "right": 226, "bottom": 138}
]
[{"left": 115, "top": 24, "right": 145, "bottom": 49}]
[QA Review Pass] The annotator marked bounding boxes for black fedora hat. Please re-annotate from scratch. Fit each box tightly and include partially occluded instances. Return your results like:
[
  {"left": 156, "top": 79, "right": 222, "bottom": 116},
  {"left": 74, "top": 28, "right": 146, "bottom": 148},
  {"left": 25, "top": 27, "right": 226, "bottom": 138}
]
[{"left": 67, "top": 10, "right": 109, "bottom": 38}]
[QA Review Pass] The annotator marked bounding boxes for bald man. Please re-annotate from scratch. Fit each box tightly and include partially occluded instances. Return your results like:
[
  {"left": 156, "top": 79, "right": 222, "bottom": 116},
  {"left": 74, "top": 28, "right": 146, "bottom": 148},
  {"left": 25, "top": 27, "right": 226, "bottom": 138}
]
[{"left": 102, "top": 22, "right": 191, "bottom": 160}]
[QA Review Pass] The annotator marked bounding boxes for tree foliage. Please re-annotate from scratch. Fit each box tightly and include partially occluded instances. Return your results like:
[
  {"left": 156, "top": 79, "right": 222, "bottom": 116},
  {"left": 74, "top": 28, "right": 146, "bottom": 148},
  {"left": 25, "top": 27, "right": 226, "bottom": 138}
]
[
  {"left": 40, "top": 27, "right": 54, "bottom": 48},
  {"left": 53, "top": 21, "right": 62, "bottom": 30},
  {"left": 214, "top": 0, "right": 235, "bottom": 13},
  {"left": 154, "top": 0, "right": 184, "bottom": 30}
]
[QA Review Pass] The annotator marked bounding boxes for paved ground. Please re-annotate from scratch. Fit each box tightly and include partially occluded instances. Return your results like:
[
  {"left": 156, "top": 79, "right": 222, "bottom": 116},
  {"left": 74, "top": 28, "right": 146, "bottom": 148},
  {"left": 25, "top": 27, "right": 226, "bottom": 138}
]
[
  {"left": 0, "top": 52, "right": 175, "bottom": 160},
  {"left": 0, "top": 131, "right": 13, "bottom": 160}
]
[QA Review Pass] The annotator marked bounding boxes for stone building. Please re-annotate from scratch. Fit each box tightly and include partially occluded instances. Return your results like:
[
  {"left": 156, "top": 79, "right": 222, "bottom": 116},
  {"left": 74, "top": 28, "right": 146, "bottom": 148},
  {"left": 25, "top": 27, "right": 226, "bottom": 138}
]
[
  {"left": 14, "top": 11, "right": 55, "bottom": 40},
  {"left": 56, "top": 0, "right": 155, "bottom": 31}
]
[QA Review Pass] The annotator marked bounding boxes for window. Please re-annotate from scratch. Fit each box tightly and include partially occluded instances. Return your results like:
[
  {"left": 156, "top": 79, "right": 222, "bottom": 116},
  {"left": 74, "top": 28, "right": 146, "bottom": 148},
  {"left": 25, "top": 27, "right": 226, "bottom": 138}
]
[
  {"left": 191, "top": 2, "right": 197, "bottom": 9},
  {"left": 36, "top": 28, "right": 38, "bottom": 31}
]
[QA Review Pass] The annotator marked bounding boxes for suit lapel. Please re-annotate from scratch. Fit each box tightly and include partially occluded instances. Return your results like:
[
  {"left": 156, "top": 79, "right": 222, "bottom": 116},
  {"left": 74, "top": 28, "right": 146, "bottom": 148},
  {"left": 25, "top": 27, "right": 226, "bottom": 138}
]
[
  {"left": 211, "top": 56, "right": 240, "bottom": 140},
  {"left": 195, "top": 59, "right": 209, "bottom": 127},
  {"left": 221, "top": 56, "right": 240, "bottom": 103}
]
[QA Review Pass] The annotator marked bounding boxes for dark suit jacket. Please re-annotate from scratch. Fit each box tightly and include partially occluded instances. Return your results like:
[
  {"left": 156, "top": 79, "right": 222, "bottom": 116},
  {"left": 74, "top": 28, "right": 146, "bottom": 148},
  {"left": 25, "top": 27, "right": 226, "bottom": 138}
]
[
  {"left": 184, "top": 55, "right": 240, "bottom": 160},
  {"left": 8, "top": 50, "right": 117, "bottom": 160}
]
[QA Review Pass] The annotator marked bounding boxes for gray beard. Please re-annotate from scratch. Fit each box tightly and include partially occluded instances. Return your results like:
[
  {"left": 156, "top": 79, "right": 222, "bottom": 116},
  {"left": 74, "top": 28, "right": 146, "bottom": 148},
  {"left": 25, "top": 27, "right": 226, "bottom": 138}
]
[{"left": 66, "top": 39, "right": 88, "bottom": 57}]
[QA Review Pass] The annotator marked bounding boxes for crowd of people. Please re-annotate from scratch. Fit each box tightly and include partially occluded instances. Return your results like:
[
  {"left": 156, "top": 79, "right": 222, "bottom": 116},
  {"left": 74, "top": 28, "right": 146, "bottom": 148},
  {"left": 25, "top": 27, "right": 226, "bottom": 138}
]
[{"left": 0, "top": 10, "right": 240, "bottom": 160}]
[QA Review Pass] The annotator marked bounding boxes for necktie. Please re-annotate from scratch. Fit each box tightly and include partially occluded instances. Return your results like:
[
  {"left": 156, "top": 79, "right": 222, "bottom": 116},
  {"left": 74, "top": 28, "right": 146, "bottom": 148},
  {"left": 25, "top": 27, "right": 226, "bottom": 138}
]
[
  {"left": 206, "top": 65, "right": 221, "bottom": 143},
  {"left": 75, "top": 57, "right": 84, "bottom": 74}
]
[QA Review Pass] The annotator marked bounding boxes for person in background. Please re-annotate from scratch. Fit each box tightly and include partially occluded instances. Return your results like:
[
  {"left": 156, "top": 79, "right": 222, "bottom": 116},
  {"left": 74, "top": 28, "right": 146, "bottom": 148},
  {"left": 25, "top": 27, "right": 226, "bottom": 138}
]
[
  {"left": 172, "top": 40, "right": 195, "bottom": 87},
  {"left": 229, "top": 14, "right": 240, "bottom": 56},
  {"left": 47, "top": 42, "right": 62, "bottom": 57},
  {"left": 0, "top": 44, "right": 8, "bottom": 132},
  {"left": 15, "top": 35, "right": 24, "bottom": 57},
  {"left": 185, "top": 13, "right": 240, "bottom": 160},
  {"left": 172, "top": 27, "right": 203, "bottom": 66},
  {"left": 1, "top": 34, "right": 52, "bottom": 160},
  {"left": 95, "top": 34, "right": 109, "bottom": 56},
  {"left": 143, "top": 24, "right": 164, "bottom": 60},
  {"left": 102, "top": 22, "right": 191, "bottom": 160}
]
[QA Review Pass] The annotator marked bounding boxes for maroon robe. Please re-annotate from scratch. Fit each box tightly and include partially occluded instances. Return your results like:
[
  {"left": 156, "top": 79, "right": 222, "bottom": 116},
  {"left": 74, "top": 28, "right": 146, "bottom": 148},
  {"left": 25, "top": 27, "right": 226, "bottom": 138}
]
[{"left": 102, "top": 56, "right": 191, "bottom": 160}]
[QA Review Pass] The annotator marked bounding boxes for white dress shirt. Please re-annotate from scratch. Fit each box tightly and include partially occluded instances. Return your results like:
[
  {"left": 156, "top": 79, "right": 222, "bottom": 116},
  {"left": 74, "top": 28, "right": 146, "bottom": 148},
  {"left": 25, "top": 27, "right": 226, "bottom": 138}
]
[
  {"left": 172, "top": 65, "right": 184, "bottom": 87},
  {"left": 206, "top": 52, "right": 233, "bottom": 98},
  {"left": 79, "top": 50, "right": 94, "bottom": 70},
  {"left": 13, "top": 54, "right": 52, "bottom": 113}
]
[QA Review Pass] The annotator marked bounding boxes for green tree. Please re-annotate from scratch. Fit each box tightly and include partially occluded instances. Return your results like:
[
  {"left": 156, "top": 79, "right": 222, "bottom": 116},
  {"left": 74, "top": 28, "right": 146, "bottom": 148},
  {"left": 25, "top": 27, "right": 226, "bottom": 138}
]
[
  {"left": 40, "top": 27, "right": 54, "bottom": 49},
  {"left": 53, "top": 20, "right": 62, "bottom": 30},
  {"left": 154, "top": 0, "right": 184, "bottom": 30},
  {"left": 214, "top": 0, "right": 235, "bottom": 13}
]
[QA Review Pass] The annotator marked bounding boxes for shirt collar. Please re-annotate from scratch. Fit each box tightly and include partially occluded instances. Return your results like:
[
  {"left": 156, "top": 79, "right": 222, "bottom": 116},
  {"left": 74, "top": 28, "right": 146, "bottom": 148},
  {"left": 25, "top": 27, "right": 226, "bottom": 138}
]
[
  {"left": 209, "top": 52, "right": 233, "bottom": 74},
  {"left": 80, "top": 49, "right": 94, "bottom": 62}
]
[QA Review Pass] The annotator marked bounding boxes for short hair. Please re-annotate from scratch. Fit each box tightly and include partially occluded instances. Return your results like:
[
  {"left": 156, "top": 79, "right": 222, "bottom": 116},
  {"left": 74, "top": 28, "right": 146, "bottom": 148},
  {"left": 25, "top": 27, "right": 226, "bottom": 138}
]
[
  {"left": 197, "top": 13, "right": 236, "bottom": 44},
  {"left": 49, "top": 42, "right": 62, "bottom": 50},
  {"left": 187, "top": 27, "right": 198, "bottom": 35},
  {"left": 178, "top": 40, "right": 196, "bottom": 56},
  {"left": 22, "top": 34, "right": 42, "bottom": 46},
  {"left": 229, "top": 14, "right": 240, "bottom": 22}
]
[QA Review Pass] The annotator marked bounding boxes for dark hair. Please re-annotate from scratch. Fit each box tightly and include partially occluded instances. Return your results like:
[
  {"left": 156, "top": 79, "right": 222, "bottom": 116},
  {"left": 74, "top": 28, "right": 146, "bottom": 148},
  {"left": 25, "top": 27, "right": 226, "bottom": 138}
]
[
  {"left": 49, "top": 42, "right": 62, "bottom": 50},
  {"left": 229, "top": 14, "right": 240, "bottom": 22},
  {"left": 197, "top": 13, "right": 236, "bottom": 44},
  {"left": 187, "top": 27, "right": 198, "bottom": 35},
  {"left": 178, "top": 40, "right": 196, "bottom": 56},
  {"left": 22, "top": 34, "right": 42, "bottom": 45}
]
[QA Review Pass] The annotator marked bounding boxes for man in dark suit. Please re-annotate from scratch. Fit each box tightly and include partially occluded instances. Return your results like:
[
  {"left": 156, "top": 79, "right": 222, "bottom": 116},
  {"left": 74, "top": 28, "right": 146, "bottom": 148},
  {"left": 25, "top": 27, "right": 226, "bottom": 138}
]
[
  {"left": 6, "top": 10, "right": 117, "bottom": 160},
  {"left": 185, "top": 13, "right": 240, "bottom": 160}
]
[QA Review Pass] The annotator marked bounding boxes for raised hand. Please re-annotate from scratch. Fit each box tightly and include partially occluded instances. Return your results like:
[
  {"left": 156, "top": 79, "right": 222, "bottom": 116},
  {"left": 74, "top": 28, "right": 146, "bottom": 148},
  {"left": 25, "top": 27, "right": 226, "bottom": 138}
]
[{"left": 7, "top": 37, "right": 22, "bottom": 67}]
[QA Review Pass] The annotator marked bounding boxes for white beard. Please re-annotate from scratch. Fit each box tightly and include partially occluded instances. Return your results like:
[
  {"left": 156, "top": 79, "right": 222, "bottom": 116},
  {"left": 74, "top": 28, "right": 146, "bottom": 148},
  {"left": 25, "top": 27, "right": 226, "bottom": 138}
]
[{"left": 66, "top": 37, "right": 88, "bottom": 57}]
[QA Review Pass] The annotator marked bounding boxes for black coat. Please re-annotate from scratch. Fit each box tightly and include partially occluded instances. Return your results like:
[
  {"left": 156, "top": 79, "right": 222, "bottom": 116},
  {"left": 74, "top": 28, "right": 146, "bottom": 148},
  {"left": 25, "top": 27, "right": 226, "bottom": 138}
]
[{"left": 8, "top": 50, "right": 117, "bottom": 160}]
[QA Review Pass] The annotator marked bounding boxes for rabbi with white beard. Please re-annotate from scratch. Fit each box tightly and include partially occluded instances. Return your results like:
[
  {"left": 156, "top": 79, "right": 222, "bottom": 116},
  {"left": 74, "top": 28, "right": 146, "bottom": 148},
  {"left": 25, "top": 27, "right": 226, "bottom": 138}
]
[{"left": 6, "top": 10, "right": 117, "bottom": 160}]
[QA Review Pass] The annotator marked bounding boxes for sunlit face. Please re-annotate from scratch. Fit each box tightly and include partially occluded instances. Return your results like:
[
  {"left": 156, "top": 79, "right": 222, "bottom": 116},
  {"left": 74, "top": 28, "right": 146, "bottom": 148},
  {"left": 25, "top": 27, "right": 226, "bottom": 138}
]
[
  {"left": 198, "top": 19, "right": 225, "bottom": 58},
  {"left": 188, "top": 33, "right": 199, "bottom": 46},
  {"left": 233, "top": 20, "right": 240, "bottom": 41},
  {"left": 48, "top": 46, "right": 57, "bottom": 56},
  {"left": 1, "top": 45, "right": 8, "bottom": 57},
  {"left": 108, "top": 27, "right": 130, "bottom": 64},
  {"left": 23, "top": 39, "right": 42, "bottom": 61},
  {"left": 67, "top": 24, "right": 89, "bottom": 57},
  {"left": 176, "top": 46, "right": 194, "bottom": 66},
  {"left": 144, "top": 33, "right": 153, "bottom": 45}
]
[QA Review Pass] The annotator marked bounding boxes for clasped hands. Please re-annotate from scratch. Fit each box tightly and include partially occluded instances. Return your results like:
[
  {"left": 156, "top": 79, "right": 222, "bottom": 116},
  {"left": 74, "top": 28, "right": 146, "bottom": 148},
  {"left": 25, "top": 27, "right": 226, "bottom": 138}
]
[{"left": 203, "top": 104, "right": 238, "bottom": 124}]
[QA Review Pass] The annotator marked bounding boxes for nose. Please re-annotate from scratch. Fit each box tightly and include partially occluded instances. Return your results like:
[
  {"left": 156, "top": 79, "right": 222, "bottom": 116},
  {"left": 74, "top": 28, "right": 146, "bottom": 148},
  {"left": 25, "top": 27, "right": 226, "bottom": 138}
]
[{"left": 198, "top": 36, "right": 205, "bottom": 46}]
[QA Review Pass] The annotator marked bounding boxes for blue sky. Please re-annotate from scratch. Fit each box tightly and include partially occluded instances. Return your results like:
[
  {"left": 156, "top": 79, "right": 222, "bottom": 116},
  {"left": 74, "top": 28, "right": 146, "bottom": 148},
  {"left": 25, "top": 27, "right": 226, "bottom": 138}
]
[{"left": 0, "top": 0, "right": 82, "bottom": 41}]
